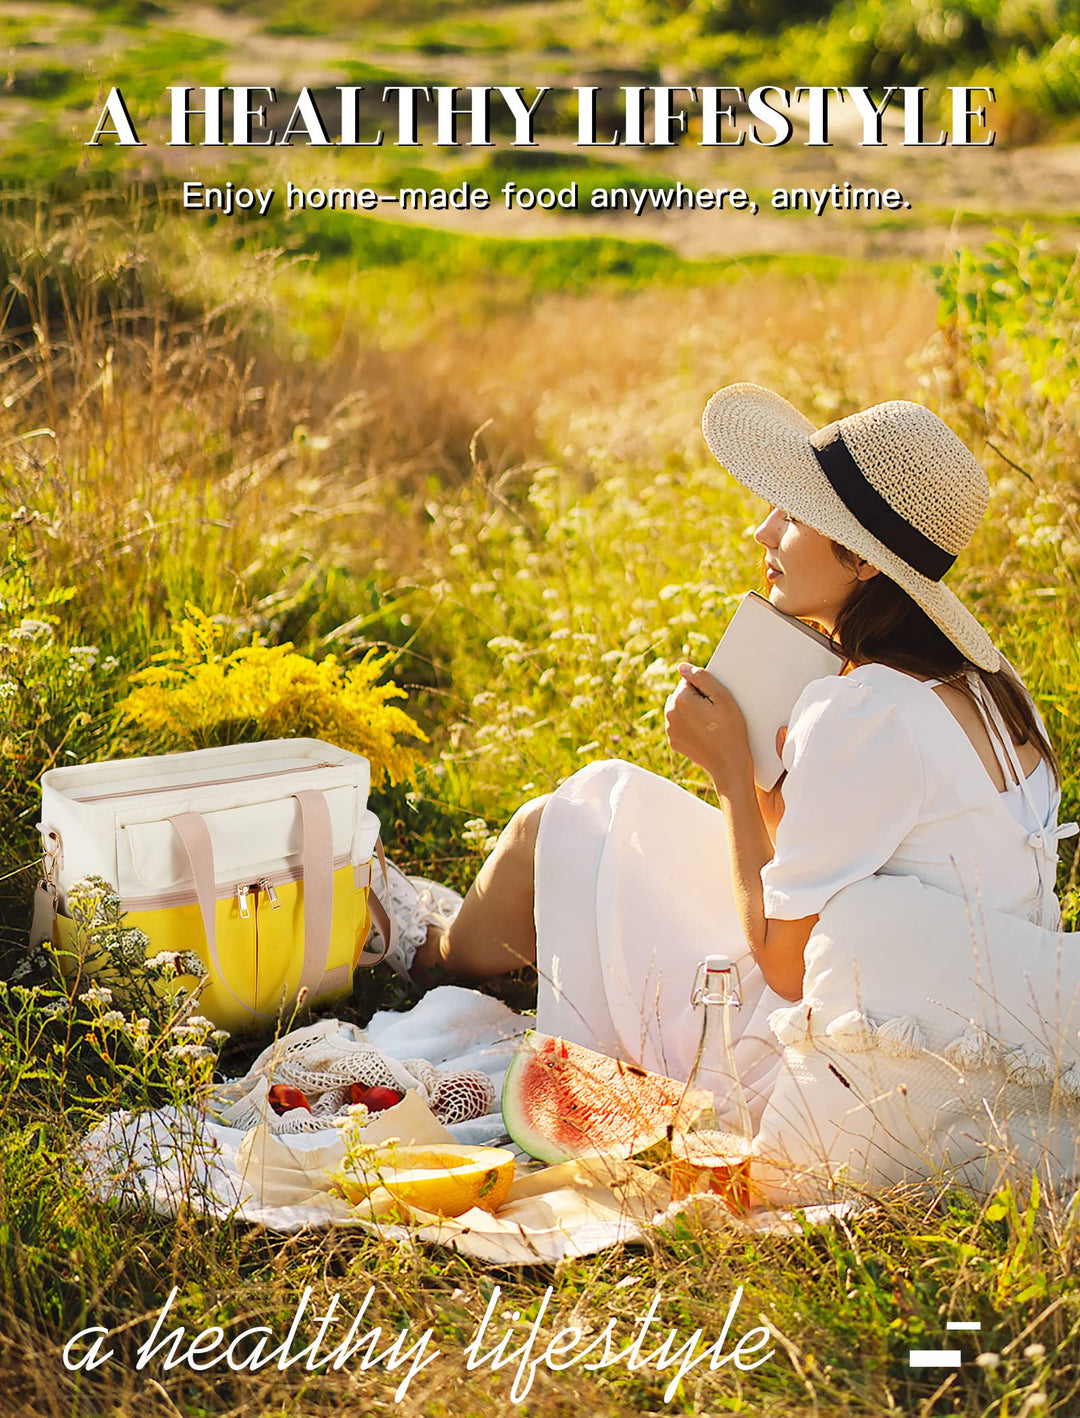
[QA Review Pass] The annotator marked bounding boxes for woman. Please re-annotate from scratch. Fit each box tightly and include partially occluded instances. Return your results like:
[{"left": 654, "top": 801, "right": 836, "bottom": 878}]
[{"left": 386, "top": 384, "right": 1071, "bottom": 1111}]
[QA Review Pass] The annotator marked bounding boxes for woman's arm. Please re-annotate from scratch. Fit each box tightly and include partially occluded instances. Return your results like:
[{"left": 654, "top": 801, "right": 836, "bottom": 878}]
[
  {"left": 665, "top": 664, "right": 815, "bottom": 1001},
  {"left": 716, "top": 767, "right": 816, "bottom": 1001}
]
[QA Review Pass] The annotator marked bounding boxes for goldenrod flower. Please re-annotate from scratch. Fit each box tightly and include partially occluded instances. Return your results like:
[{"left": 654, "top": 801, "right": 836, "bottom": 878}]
[{"left": 119, "top": 607, "right": 427, "bottom": 788}]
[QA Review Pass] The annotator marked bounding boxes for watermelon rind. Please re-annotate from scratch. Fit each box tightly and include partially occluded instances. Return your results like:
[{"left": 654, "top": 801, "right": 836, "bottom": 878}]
[{"left": 501, "top": 1031, "right": 704, "bottom": 1164}]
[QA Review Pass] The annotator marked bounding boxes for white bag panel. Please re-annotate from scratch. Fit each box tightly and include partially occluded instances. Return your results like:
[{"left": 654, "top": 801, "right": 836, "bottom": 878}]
[
  {"left": 38, "top": 738, "right": 378, "bottom": 907},
  {"left": 41, "top": 802, "right": 121, "bottom": 899},
  {"left": 116, "top": 785, "right": 363, "bottom": 897},
  {"left": 41, "top": 739, "right": 369, "bottom": 816},
  {"left": 85, "top": 767, "right": 363, "bottom": 829},
  {"left": 354, "top": 808, "right": 381, "bottom": 865}
]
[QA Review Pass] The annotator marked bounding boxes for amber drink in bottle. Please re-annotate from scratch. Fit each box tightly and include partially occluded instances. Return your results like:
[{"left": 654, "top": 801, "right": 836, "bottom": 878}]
[{"left": 670, "top": 954, "right": 753, "bottom": 1212}]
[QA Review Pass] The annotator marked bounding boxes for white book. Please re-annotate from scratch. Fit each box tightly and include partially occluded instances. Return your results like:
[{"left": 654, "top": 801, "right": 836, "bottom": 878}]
[{"left": 705, "top": 591, "right": 847, "bottom": 790}]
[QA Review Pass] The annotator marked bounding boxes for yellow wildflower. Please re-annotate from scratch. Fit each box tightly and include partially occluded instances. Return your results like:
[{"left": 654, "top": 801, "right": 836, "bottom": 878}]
[{"left": 119, "top": 608, "right": 427, "bottom": 788}]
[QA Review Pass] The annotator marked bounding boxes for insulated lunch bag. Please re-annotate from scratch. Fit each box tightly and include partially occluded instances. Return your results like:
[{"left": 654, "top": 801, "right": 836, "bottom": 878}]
[{"left": 32, "top": 738, "right": 393, "bottom": 1032}]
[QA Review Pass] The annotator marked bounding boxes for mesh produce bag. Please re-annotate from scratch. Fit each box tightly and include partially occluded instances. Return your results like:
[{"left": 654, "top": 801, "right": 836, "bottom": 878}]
[{"left": 209, "top": 1019, "right": 496, "bottom": 1135}]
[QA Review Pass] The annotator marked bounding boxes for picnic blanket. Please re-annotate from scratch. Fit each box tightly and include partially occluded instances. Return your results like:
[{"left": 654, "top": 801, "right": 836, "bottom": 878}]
[{"left": 78, "top": 984, "right": 846, "bottom": 1261}]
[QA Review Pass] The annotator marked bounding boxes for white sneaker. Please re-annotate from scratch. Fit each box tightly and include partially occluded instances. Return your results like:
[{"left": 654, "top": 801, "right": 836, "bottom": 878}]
[{"left": 373, "top": 862, "right": 464, "bottom": 979}]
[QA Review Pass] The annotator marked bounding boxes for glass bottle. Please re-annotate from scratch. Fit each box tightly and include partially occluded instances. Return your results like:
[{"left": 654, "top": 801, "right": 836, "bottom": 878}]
[{"left": 669, "top": 954, "right": 754, "bottom": 1212}]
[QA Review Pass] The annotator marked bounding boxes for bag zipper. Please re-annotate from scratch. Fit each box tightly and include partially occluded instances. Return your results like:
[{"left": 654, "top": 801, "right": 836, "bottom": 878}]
[
  {"left": 121, "top": 852, "right": 352, "bottom": 913},
  {"left": 71, "top": 761, "right": 340, "bottom": 804}
]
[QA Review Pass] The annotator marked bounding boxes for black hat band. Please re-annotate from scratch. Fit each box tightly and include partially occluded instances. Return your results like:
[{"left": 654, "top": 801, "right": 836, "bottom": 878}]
[{"left": 809, "top": 425, "right": 956, "bottom": 582}]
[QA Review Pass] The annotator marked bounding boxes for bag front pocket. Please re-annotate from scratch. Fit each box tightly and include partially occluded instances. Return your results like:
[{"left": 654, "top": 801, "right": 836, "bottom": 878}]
[
  {"left": 52, "top": 891, "right": 259, "bottom": 1032},
  {"left": 251, "top": 861, "right": 367, "bottom": 1016},
  {"left": 51, "top": 843, "right": 378, "bottom": 1033}
]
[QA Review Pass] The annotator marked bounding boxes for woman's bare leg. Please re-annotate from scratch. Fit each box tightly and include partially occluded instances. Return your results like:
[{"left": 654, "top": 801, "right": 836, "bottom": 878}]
[{"left": 413, "top": 795, "right": 549, "bottom": 980}]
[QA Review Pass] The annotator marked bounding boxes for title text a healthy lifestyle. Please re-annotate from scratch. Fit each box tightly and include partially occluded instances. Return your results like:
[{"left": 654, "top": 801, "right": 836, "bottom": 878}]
[{"left": 87, "top": 83, "right": 997, "bottom": 150}]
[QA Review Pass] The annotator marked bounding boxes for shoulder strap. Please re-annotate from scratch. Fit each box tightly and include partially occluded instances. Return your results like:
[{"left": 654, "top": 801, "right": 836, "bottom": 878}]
[
  {"left": 964, "top": 670, "right": 1024, "bottom": 791},
  {"left": 966, "top": 671, "right": 1078, "bottom": 929}
]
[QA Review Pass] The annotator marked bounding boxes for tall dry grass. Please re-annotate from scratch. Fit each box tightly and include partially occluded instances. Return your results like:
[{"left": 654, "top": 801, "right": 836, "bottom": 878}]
[{"left": 0, "top": 197, "right": 940, "bottom": 656}]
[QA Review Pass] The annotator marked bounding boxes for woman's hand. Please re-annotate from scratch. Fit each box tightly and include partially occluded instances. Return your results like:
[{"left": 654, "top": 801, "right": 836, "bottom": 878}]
[
  {"left": 668, "top": 676, "right": 807, "bottom": 998},
  {"left": 665, "top": 663, "right": 754, "bottom": 794}
]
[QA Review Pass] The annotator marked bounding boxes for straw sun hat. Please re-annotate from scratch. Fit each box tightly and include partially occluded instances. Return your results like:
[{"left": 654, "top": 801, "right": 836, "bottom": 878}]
[{"left": 702, "top": 383, "right": 999, "bottom": 672}]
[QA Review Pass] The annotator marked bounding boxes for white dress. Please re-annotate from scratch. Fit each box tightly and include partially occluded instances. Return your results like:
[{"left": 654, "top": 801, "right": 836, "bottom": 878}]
[{"left": 534, "top": 663, "right": 1071, "bottom": 1114}]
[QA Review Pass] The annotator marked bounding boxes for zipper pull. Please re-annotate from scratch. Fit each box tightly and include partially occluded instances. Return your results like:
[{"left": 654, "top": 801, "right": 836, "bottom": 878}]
[
  {"left": 236, "top": 884, "right": 250, "bottom": 919},
  {"left": 259, "top": 878, "right": 281, "bottom": 910}
]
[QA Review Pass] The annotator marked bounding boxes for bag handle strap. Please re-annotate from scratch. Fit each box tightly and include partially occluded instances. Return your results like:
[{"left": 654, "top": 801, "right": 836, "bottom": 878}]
[
  {"left": 292, "top": 789, "right": 335, "bottom": 1000},
  {"left": 169, "top": 790, "right": 336, "bottom": 1021},
  {"left": 354, "top": 836, "right": 395, "bottom": 967},
  {"left": 169, "top": 810, "right": 264, "bottom": 1020}
]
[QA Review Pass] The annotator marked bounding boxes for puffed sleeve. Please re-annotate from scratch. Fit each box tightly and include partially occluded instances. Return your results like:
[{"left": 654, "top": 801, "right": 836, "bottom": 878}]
[{"left": 761, "top": 673, "right": 926, "bottom": 920}]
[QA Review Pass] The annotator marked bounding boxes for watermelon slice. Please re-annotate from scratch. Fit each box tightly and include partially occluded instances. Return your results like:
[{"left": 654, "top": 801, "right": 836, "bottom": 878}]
[{"left": 501, "top": 1032, "right": 704, "bottom": 1164}]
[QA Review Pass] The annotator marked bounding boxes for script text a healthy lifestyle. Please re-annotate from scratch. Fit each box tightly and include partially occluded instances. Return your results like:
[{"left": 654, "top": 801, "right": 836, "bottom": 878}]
[{"left": 62, "top": 1282, "right": 774, "bottom": 1403}]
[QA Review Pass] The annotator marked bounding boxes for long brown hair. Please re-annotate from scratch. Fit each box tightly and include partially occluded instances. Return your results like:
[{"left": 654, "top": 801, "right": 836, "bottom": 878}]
[{"left": 826, "top": 544, "right": 1059, "bottom": 785}]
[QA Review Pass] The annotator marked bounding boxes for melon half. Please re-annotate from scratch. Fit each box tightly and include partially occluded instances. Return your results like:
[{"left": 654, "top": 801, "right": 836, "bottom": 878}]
[
  {"left": 501, "top": 1032, "right": 701, "bottom": 1164},
  {"left": 331, "top": 1143, "right": 516, "bottom": 1218}
]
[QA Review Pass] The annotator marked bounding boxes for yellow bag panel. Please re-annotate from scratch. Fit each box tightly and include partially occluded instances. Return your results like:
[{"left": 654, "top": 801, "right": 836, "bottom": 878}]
[
  {"left": 52, "top": 864, "right": 373, "bottom": 1034},
  {"left": 52, "top": 911, "right": 192, "bottom": 1012},
  {"left": 124, "top": 894, "right": 259, "bottom": 1029},
  {"left": 250, "top": 864, "right": 369, "bottom": 1016}
]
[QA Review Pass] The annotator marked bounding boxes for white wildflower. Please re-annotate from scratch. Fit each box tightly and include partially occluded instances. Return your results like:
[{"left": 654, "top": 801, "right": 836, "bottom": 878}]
[
  {"left": 127, "top": 1017, "right": 151, "bottom": 1052},
  {"left": 170, "top": 1043, "right": 214, "bottom": 1062},
  {"left": 145, "top": 952, "right": 182, "bottom": 974},
  {"left": 642, "top": 658, "right": 674, "bottom": 682},
  {"left": 461, "top": 818, "right": 490, "bottom": 847},
  {"left": 107, "top": 927, "right": 149, "bottom": 968},
  {"left": 11, "top": 618, "right": 53, "bottom": 641},
  {"left": 10, "top": 947, "right": 48, "bottom": 982},
  {"left": 78, "top": 985, "right": 113, "bottom": 1006}
]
